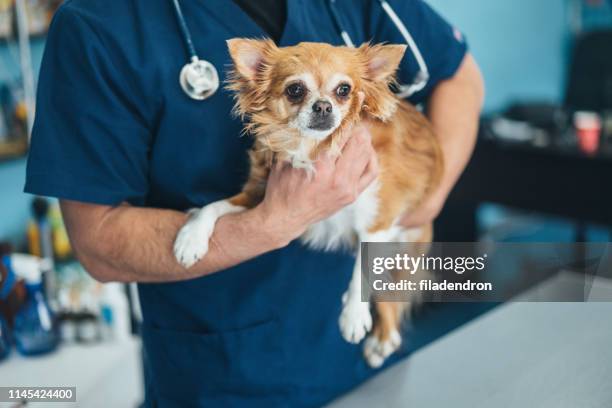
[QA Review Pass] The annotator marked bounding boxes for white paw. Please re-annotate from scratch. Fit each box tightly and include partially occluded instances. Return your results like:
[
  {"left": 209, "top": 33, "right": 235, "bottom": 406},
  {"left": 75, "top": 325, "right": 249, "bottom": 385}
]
[
  {"left": 173, "top": 211, "right": 213, "bottom": 268},
  {"left": 339, "top": 300, "right": 372, "bottom": 344},
  {"left": 363, "top": 330, "right": 402, "bottom": 368}
]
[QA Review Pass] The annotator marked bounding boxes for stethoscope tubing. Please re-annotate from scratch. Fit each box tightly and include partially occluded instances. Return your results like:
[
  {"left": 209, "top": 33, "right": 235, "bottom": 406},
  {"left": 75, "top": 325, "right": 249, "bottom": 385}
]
[
  {"left": 377, "top": 0, "right": 429, "bottom": 97},
  {"left": 328, "top": 0, "right": 430, "bottom": 98},
  {"left": 173, "top": 0, "right": 429, "bottom": 100},
  {"left": 171, "top": 0, "right": 198, "bottom": 61}
]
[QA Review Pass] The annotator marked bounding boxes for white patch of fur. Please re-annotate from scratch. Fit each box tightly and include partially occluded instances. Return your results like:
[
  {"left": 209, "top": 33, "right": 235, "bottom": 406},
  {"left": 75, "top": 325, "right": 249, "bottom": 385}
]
[
  {"left": 365, "top": 226, "right": 407, "bottom": 243},
  {"left": 293, "top": 124, "right": 339, "bottom": 141},
  {"left": 286, "top": 73, "right": 342, "bottom": 141},
  {"left": 173, "top": 200, "right": 244, "bottom": 268},
  {"left": 286, "top": 139, "right": 316, "bottom": 172},
  {"left": 283, "top": 73, "right": 317, "bottom": 90},
  {"left": 301, "top": 180, "right": 381, "bottom": 251},
  {"left": 363, "top": 329, "right": 402, "bottom": 368},
  {"left": 339, "top": 296, "right": 372, "bottom": 344},
  {"left": 325, "top": 73, "right": 353, "bottom": 93},
  {"left": 403, "top": 227, "right": 424, "bottom": 242}
]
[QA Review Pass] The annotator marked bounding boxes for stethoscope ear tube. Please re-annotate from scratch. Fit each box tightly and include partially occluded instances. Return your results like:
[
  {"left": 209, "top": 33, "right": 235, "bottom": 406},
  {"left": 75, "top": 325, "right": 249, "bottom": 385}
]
[
  {"left": 328, "top": 0, "right": 430, "bottom": 99},
  {"left": 172, "top": 0, "right": 429, "bottom": 101},
  {"left": 378, "top": 0, "right": 429, "bottom": 98}
]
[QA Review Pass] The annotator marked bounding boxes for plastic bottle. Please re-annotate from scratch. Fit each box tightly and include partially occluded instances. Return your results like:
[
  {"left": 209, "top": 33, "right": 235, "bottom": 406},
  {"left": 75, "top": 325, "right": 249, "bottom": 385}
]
[
  {"left": 75, "top": 291, "right": 101, "bottom": 344},
  {"left": 32, "top": 198, "right": 57, "bottom": 302},
  {"left": 99, "top": 283, "right": 131, "bottom": 342},
  {"left": 49, "top": 203, "right": 72, "bottom": 260},
  {"left": 0, "top": 253, "right": 27, "bottom": 326},
  {"left": 11, "top": 254, "right": 59, "bottom": 356}
]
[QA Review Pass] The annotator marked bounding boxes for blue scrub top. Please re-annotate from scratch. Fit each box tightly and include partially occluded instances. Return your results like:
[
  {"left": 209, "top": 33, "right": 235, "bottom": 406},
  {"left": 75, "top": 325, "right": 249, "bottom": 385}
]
[{"left": 26, "top": 0, "right": 468, "bottom": 406}]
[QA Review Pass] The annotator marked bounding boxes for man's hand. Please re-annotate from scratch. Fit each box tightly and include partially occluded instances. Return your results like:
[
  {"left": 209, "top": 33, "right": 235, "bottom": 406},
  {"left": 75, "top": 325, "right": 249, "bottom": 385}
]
[
  {"left": 257, "top": 125, "right": 379, "bottom": 244},
  {"left": 400, "top": 53, "right": 484, "bottom": 228},
  {"left": 60, "top": 126, "right": 378, "bottom": 283}
]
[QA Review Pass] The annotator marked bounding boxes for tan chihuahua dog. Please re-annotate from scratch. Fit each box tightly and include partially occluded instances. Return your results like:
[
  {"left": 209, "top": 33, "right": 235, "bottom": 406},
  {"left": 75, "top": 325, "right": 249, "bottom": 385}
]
[{"left": 174, "top": 39, "right": 443, "bottom": 367}]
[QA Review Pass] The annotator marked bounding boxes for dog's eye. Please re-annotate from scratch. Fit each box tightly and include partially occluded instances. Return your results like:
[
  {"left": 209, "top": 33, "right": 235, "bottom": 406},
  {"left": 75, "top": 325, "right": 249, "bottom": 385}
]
[
  {"left": 336, "top": 83, "right": 352, "bottom": 98},
  {"left": 285, "top": 83, "right": 306, "bottom": 101}
]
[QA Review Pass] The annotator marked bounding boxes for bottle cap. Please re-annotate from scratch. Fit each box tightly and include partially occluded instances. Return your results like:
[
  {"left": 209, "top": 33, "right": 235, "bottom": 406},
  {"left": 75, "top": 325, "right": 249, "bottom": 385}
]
[{"left": 10, "top": 254, "right": 46, "bottom": 285}]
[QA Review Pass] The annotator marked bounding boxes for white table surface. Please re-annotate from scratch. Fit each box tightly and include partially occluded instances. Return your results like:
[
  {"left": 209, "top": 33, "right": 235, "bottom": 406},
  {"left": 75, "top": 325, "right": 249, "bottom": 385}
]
[
  {"left": 0, "top": 337, "right": 142, "bottom": 407},
  {"left": 328, "top": 272, "right": 612, "bottom": 408}
]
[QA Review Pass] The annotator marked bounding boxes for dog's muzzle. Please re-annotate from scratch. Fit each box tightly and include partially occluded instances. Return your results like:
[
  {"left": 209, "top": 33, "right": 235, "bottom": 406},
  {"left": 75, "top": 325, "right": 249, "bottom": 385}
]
[{"left": 309, "top": 99, "right": 335, "bottom": 130}]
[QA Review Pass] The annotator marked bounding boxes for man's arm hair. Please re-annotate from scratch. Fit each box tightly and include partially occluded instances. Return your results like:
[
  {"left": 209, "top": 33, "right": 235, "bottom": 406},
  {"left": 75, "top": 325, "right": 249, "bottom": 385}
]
[
  {"left": 59, "top": 130, "right": 379, "bottom": 284},
  {"left": 429, "top": 53, "right": 485, "bottom": 203},
  {"left": 60, "top": 200, "right": 286, "bottom": 283}
]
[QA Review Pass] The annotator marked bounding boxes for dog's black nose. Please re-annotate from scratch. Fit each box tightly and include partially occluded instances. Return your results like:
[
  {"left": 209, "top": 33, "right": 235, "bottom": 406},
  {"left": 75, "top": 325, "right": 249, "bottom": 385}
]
[{"left": 312, "top": 100, "right": 332, "bottom": 117}]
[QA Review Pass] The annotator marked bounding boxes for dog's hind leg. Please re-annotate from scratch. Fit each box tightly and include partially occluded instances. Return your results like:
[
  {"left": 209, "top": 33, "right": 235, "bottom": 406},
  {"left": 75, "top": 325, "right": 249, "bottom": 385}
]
[
  {"left": 364, "top": 302, "right": 408, "bottom": 368},
  {"left": 339, "top": 226, "right": 404, "bottom": 345},
  {"left": 363, "top": 224, "right": 433, "bottom": 368}
]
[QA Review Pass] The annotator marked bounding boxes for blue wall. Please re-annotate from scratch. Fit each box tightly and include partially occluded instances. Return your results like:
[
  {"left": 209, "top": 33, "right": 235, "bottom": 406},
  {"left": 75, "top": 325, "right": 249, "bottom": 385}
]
[
  {"left": 0, "top": 158, "right": 31, "bottom": 245},
  {"left": 0, "top": 39, "right": 45, "bottom": 245},
  {"left": 428, "top": 0, "right": 569, "bottom": 112},
  {"left": 0, "top": 39, "right": 45, "bottom": 81}
]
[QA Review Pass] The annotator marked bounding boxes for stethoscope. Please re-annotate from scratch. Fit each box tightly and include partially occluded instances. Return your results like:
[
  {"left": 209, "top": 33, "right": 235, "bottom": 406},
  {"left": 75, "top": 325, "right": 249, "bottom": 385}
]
[
  {"left": 172, "top": 0, "right": 219, "bottom": 100},
  {"left": 172, "top": 0, "right": 430, "bottom": 101}
]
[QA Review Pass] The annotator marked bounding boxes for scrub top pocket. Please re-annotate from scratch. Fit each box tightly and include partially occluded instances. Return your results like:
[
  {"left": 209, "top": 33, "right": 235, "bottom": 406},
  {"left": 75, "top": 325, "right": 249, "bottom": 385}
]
[{"left": 142, "top": 319, "right": 291, "bottom": 407}]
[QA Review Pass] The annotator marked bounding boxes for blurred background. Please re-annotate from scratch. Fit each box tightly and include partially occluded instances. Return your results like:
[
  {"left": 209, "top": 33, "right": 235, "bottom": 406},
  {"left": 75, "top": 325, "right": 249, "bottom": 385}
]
[{"left": 0, "top": 0, "right": 611, "bottom": 407}]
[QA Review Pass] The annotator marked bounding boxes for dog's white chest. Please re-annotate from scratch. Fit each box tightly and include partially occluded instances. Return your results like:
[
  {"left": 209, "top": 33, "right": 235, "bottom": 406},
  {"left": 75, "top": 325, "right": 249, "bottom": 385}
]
[{"left": 300, "top": 180, "right": 380, "bottom": 251}]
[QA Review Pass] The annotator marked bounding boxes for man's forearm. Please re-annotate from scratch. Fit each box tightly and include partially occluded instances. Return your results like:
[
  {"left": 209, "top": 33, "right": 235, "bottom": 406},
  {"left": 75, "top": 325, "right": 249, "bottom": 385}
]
[
  {"left": 61, "top": 201, "right": 286, "bottom": 283},
  {"left": 429, "top": 54, "right": 484, "bottom": 200},
  {"left": 60, "top": 129, "right": 378, "bottom": 284},
  {"left": 401, "top": 53, "right": 484, "bottom": 227}
]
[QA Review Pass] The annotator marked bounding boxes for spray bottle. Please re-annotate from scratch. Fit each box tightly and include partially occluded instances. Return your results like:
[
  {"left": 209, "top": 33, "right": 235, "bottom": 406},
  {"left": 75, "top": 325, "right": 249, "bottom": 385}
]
[{"left": 11, "top": 254, "right": 59, "bottom": 356}]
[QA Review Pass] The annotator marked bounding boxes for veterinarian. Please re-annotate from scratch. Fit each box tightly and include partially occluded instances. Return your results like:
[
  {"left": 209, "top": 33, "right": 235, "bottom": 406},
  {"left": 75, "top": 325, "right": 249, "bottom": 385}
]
[{"left": 25, "top": 0, "right": 484, "bottom": 406}]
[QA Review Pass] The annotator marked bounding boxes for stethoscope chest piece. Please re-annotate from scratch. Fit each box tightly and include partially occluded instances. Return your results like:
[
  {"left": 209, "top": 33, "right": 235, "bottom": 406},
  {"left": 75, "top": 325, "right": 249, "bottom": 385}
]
[{"left": 180, "top": 57, "right": 220, "bottom": 100}]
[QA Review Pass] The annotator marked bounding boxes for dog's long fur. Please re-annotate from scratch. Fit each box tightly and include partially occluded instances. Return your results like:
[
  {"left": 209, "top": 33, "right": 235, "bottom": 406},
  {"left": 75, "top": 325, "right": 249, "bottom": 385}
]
[{"left": 173, "top": 40, "right": 443, "bottom": 367}]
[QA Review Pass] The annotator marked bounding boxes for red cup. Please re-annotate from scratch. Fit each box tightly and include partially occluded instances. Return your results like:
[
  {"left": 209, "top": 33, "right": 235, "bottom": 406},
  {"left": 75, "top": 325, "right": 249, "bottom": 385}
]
[{"left": 574, "top": 111, "right": 601, "bottom": 155}]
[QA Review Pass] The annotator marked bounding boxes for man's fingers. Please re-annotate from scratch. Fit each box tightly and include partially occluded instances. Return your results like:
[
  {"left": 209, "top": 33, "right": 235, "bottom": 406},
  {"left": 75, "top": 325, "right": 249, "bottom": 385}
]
[
  {"left": 273, "top": 156, "right": 286, "bottom": 169},
  {"left": 335, "top": 128, "right": 354, "bottom": 152},
  {"left": 357, "top": 169, "right": 377, "bottom": 193},
  {"left": 348, "top": 138, "right": 375, "bottom": 180},
  {"left": 334, "top": 135, "right": 356, "bottom": 169},
  {"left": 271, "top": 159, "right": 284, "bottom": 174},
  {"left": 270, "top": 159, "right": 292, "bottom": 181},
  {"left": 362, "top": 151, "right": 379, "bottom": 179},
  {"left": 336, "top": 127, "right": 371, "bottom": 172},
  {"left": 357, "top": 153, "right": 379, "bottom": 193},
  {"left": 335, "top": 124, "right": 370, "bottom": 161}
]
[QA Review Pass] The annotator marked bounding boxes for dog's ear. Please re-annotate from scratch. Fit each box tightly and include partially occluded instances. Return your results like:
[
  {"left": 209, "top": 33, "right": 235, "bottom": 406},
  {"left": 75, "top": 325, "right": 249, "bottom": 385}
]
[
  {"left": 356, "top": 44, "right": 406, "bottom": 121},
  {"left": 227, "top": 38, "right": 276, "bottom": 82},
  {"left": 359, "top": 43, "right": 407, "bottom": 81}
]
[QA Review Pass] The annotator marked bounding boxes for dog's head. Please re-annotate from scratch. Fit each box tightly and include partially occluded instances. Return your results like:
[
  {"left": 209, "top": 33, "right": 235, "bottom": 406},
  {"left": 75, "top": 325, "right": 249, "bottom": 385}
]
[{"left": 226, "top": 39, "right": 406, "bottom": 157}]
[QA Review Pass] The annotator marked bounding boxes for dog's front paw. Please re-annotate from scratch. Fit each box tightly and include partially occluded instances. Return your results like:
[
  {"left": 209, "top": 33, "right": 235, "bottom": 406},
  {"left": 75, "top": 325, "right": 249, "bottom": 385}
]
[
  {"left": 363, "top": 329, "right": 402, "bottom": 368},
  {"left": 339, "top": 300, "right": 372, "bottom": 344},
  {"left": 173, "top": 211, "right": 213, "bottom": 268}
]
